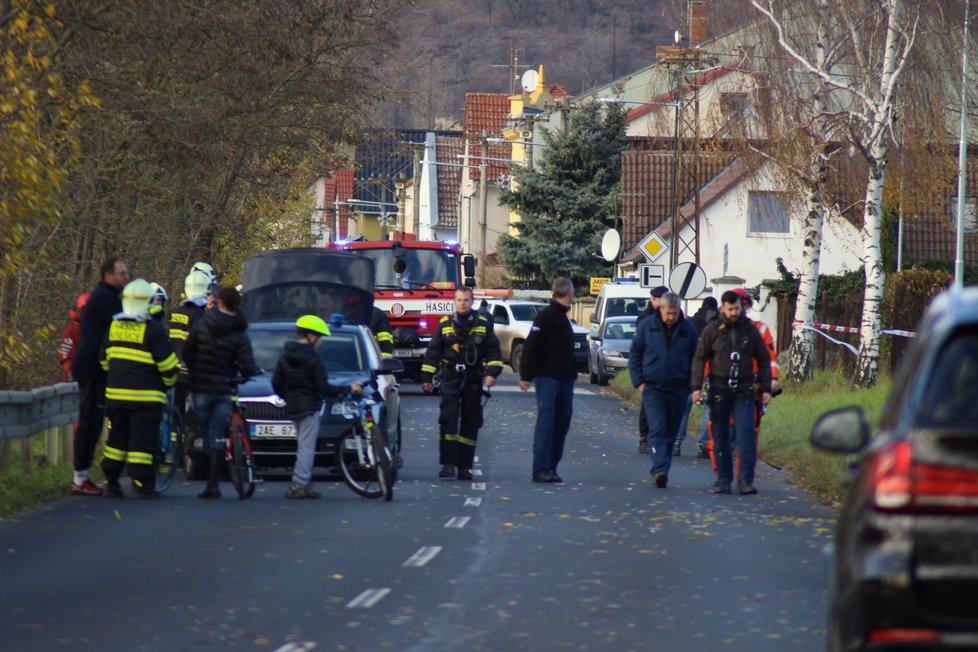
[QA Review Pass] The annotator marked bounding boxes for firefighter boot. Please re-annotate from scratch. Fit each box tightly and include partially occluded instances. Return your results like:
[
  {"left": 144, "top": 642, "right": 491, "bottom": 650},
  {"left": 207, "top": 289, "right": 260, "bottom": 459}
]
[{"left": 198, "top": 451, "right": 222, "bottom": 499}]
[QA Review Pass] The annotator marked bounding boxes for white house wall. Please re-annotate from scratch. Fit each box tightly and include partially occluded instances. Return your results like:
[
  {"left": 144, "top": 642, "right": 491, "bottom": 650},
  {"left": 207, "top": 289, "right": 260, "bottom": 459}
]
[{"left": 671, "top": 162, "right": 863, "bottom": 343}]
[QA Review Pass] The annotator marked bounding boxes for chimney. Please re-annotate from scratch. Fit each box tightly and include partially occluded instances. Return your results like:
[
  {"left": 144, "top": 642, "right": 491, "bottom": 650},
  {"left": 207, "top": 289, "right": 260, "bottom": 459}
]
[{"left": 689, "top": 0, "right": 707, "bottom": 46}]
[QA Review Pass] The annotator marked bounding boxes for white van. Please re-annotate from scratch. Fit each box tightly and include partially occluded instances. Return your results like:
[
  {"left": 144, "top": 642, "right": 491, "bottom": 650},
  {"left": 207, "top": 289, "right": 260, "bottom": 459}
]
[{"left": 589, "top": 280, "right": 651, "bottom": 331}]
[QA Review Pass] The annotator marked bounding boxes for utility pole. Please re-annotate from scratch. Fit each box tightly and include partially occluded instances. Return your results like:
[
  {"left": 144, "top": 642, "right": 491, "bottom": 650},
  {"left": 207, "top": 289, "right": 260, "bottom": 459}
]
[
  {"left": 955, "top": 0, "right": 971, "bottom": 289},
  {"left": 412, "top": 148, "right": 421, "bottom": 238},
  {"left": 479, "top": 132, "right": 489, "bottom": 287}
]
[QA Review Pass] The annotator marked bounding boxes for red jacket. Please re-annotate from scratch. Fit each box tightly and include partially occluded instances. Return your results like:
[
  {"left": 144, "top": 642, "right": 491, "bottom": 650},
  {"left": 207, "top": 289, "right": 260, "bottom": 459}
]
[{"left": 58, "top": 314, "right": 82, "bottom": 381}]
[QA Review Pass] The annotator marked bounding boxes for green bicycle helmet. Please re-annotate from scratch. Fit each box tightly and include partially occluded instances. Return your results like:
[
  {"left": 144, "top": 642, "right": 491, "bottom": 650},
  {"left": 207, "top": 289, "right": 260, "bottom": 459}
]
[{"left": 296, "top": 314, "right": 330, "bottom": 337}]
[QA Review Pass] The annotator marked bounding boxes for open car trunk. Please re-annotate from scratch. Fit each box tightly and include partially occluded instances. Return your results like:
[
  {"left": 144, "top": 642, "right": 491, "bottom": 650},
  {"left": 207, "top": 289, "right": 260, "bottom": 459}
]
[{"left": 240, "top": 248, "right": 375, "bottom": 325}]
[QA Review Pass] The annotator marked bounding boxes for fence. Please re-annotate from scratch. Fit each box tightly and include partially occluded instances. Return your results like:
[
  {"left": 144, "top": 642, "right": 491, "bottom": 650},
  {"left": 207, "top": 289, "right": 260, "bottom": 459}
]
[
  {"left": 776, "top": 291, "right": 865, "bottom": 373},
  {"left": 0, "top": 382, "right": 78, "bottom": 474}
]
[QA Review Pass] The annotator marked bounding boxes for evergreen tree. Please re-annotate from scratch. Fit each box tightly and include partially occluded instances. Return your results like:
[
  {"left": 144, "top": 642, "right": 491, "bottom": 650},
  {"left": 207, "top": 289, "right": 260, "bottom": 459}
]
[{"left": 498, "top": 101, "right": 627, "bottom": 290}]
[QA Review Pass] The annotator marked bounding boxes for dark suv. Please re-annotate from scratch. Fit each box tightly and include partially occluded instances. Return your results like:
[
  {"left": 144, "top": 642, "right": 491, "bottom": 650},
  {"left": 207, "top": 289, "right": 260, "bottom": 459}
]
[{"left": 811, "top": 289, "right": 978, "bottom": 651}]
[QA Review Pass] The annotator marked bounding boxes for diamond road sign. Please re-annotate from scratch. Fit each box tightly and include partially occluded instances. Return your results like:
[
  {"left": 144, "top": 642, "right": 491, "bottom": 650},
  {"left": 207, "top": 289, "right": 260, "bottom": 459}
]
[{"left": 636, "top": 231, "right": 668, "bottom": 263}]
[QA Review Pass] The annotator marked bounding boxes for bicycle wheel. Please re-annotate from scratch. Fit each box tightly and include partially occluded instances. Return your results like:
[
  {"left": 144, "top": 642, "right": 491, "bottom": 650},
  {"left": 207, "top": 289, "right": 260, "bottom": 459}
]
[
  {"left": 372, "top": 429, "right": 394, "bottom": 502},
  {"left": 227, "top": 415, "right": 256, "bottom": 499},
  {"left": 156, "top": 407, "right": 183, "bottom": 493},
  {"left": 336, "top": 430, "right": 384, "bottom": 499}
]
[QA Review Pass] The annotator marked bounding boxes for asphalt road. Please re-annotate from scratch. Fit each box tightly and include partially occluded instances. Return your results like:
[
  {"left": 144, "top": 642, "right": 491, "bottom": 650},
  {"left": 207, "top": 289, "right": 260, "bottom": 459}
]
[{"left": 0, "top": 373, "right": 832, "bottom": 652}]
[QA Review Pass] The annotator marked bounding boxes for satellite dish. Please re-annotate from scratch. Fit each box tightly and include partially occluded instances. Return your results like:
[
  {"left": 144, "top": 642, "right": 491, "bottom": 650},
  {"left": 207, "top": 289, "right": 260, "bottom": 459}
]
[
  {"left": 600, "top": 229, "right": 621, "bottom": 262},
  {"left": 521, "top": 69, "right": 539, "bottom": 93}
]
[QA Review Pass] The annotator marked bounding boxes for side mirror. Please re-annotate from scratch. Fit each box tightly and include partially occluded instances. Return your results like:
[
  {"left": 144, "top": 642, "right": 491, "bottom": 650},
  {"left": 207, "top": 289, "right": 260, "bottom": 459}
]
[
  {"left": 378, "top": 357, "right": 406, "bottom": 375},
  {"left": 810, "top": 406, "right": 870, "bottom": 454},
  {"left": 589, "top": 329, "right": 600, "bottom": 340},
  {"left": 464, "top": 277, "right": 476, "bottom": 288},
  {"left": 589, "top": 312, "right": 597, "bottom": 323},
  {"left": 463, "top": 254, "right": 477, "bottom": 277}
]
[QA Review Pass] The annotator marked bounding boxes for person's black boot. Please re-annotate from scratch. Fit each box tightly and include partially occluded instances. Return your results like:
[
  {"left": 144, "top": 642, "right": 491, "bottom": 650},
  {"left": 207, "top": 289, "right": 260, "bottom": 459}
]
[{"left": 199, "top": 451, "right": 222, "bottom": 499}]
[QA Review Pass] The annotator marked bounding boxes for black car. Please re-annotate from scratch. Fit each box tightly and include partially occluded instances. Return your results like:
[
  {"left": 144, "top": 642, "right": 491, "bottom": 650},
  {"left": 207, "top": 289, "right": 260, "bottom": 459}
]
[
  {"left": 185, "top": 318, "right": 402, "bottom": 478},
  {"left": 811, "top": 288, "right": 978, "bottom": 651}
]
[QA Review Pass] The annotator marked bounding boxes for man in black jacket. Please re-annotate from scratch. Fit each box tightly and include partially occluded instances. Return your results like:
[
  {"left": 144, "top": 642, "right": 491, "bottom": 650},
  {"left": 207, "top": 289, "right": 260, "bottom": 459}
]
[
  {"left": 519, "top": 277, "right": 577, "bottom": 483},
  {"left": 421, "top": 287, "right": 503, "bottom": 480},
  {"left": 691, "top": 291, "right": 772, "bottom": 495},
  {"left": 272, "top": 315, "right": 361, "bottom": 499},
  {"left": 71, "top": 257, "right": 130, "bottom": 495}
]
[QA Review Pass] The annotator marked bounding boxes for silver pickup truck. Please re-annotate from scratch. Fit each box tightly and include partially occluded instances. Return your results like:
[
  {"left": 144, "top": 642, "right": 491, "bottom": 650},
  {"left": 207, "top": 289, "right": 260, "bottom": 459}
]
[{"left": 486, "top": 299, "right": 589, "bottom": 375}]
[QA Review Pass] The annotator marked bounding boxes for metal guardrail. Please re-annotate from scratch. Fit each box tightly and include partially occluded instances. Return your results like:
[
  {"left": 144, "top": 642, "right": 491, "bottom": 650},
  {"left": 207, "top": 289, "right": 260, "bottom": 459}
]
[
  {"left": 0, "top": 382, "right": 79, "bottom": 439},
  {"left": 0, "top": 382, "right": 78, "bottom": 474}
]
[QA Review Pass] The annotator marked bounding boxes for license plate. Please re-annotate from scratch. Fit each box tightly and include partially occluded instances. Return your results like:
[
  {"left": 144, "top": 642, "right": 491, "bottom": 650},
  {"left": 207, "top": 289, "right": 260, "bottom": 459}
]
[
  {"left": 251, "top": 422, "right": 295, "bottom": 438},
  {"left": 393, "top": 349, "right": 414, "bottom": 358}
]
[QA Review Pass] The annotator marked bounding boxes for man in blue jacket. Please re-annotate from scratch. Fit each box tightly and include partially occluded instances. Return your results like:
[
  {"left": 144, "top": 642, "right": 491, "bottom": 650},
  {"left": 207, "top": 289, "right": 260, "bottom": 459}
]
[{"left": 628, "top": 292, "right": 698, "bottom": 489}]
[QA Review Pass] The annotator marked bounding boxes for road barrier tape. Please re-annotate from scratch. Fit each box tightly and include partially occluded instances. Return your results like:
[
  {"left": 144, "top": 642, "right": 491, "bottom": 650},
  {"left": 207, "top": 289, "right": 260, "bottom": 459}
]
[{"left": 793, "top": 321, "right": 916, "bottom": 355}]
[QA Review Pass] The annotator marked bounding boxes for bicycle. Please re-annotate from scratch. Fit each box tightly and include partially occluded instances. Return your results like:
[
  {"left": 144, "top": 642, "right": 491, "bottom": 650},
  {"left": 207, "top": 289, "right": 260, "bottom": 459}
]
[
  {"left": 335, "top": 386, "right": 394, "bottom": 501},
  {"left": 155, "top": 390, "right": 184, "bottom": 494},
  {"left": 226, "top": 386, "right": 258, "bottom": 500}
]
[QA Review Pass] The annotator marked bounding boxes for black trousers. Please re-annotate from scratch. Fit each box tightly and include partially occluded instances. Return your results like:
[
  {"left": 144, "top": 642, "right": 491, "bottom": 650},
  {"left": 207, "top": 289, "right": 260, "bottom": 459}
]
[
  {"left": 437, "top": 383, "right": 484, "bottom": 469},
  {"left": 101, "top": 405, "right": 161, "bottom": 486},
  {"left": 74, "top": 378, "right": 106, "bottom": 472}
]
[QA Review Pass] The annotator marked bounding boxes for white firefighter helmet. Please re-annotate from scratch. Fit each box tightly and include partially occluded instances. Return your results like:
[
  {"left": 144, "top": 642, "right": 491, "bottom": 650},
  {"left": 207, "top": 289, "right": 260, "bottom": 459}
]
[
  {"left": 121, "top": 278, "right": 154, "bottom": 319},
  {"left": 149, "top": 281, "right": 168, "bottom": 305},
  {"left": 184, "top": 265, "right": 217, "bottom": 302}
]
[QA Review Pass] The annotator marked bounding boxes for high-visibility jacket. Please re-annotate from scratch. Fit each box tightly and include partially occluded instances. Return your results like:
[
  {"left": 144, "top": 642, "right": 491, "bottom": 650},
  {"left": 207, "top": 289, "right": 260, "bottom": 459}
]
[
  {"left": 168, "top": 301, "right": 204, "bottom": 381},
  {"left": 100, "top": 317, "right": 179, "bottom": 405},
  {"left": 421, "top": 312, "right": 503, "bottom": 385},
  {"left": 168, "top": 302, "right": 204, "bottom": 351},
  {"left": 749, "top": 319, "right": 779, "bottom": 381},
  {"left": 370, "top": 307, "right": 394, "bottom": 359}
]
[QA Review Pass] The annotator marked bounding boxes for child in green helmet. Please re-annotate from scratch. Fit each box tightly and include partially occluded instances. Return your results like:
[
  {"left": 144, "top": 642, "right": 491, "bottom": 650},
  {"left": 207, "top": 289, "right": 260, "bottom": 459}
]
[{"left": 272, "top": 315, "right": 361, "bottom": 498}]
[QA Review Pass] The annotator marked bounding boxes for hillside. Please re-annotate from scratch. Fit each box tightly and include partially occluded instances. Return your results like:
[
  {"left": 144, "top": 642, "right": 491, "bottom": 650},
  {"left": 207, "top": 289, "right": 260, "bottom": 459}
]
[{"left": 373, "top": 0, "right": 750, "bottom": 128}]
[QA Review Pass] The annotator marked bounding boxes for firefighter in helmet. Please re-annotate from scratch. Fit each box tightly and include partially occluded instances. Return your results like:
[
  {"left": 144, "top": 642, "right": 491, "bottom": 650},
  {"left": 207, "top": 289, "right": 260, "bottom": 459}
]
[
  {"left": 420, "top": 286, "right": 504, "bottom": 480},
  {"left": 99, "top": 278, "right": 179, "bottom": 498}
]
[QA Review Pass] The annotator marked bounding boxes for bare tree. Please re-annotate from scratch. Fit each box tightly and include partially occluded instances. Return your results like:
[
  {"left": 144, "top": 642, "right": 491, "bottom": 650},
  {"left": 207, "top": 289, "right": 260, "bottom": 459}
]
[{"left": 752, "top": 0, "right": 920, "bottom": 387}]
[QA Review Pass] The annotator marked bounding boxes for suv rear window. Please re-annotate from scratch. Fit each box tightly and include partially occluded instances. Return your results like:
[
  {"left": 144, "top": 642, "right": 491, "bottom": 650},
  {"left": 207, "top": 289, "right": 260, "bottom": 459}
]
[{"left": 918, "top": 331, "right": 978, "bottom": 427}]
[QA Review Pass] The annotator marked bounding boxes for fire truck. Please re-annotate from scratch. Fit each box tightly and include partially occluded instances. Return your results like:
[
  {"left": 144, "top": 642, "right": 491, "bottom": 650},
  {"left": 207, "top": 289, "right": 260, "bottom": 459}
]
[{"left": 331, "top": 238, "right": 477, "bottom": 376}]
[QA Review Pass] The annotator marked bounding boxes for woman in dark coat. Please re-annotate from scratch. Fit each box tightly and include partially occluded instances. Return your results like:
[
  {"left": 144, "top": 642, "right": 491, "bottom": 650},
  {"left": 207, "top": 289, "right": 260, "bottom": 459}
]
[{"left": 184, "top": 286, "right": 258, "bottom": 499}]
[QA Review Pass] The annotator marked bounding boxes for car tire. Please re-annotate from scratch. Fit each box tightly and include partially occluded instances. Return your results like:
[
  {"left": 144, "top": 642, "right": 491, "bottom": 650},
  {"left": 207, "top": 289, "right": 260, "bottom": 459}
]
[
  {"left": 511, "top": 341, "right": 524, "bottom": 375},
  {"left": 588, "top": 358, "right": 599, "bottom": 384}
]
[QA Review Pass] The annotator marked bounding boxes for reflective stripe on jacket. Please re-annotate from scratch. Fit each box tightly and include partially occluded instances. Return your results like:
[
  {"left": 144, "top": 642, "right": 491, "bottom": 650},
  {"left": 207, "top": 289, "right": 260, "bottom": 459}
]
[{"left": 100, "top": 318, "right": 179, "bottom": 405}]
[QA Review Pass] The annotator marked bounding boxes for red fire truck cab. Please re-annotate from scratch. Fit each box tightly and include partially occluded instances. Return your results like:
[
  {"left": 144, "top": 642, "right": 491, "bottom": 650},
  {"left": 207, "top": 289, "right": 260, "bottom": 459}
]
[{"left": 330, "top": 238, "right": 477, "bottom": 376}]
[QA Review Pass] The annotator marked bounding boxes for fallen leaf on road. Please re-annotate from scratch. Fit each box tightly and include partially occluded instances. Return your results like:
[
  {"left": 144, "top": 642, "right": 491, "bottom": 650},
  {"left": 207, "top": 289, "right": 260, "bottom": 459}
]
[{"left": 114, "top": 510, "right": 122, "bottom": 521}]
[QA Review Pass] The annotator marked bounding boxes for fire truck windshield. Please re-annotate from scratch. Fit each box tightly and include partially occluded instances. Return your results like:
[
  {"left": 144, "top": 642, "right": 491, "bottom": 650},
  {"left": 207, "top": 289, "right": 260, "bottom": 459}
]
[{"left": 359, "top": 248, "right": 460, "bottom": 290}]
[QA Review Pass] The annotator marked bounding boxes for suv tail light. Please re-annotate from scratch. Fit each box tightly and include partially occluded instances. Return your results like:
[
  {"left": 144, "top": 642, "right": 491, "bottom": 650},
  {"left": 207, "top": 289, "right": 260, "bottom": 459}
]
[{"left": 865, "top": 441, "right": 978, "bottom": 513}]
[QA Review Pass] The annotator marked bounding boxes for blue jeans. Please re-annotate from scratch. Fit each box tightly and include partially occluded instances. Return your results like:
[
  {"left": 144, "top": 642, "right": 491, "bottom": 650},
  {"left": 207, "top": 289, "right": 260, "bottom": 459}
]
[
  {"left": 673, "top": 395, "right": 693, "bottom": 447},
  {"left": 532, "top": 376, "right": 575, "bottom": 476},
  {"left": 193, "top": 393, "right": 232, "bottom": 454},
  {"left": 709, "top": 394, "right": 756, "bottom": 485},
  {"left": 642, "top": 387, "right": 688, "bottom": 476}
]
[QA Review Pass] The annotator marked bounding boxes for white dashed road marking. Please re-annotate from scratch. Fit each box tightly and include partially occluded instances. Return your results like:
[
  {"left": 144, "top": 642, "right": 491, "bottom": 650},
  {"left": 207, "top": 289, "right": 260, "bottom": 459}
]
[
  {"left": 346, "top": 588, "right": 391, "bottom": 609},
  {"left": 403, "top": 546, "right": 442, "bottom": 567},
  {"left": 472, "top": 482, "right": 486, "bottom": 490},
  {"left": 464, "top": 497, "right": 482, "bottom": 506},
  {"left": 444, "top": 516, "right": 471, "bottom": 529},
  {"left": 472, "top": 469, "right": 483, "bottom": 477},
  {"left": 273, "top": 643, "right": 317, "bottom": 652}
]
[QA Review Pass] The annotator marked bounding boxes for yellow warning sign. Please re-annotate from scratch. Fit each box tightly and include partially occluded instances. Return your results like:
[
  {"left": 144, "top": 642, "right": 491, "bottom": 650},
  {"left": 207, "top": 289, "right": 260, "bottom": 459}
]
[
  {"left": 589, "top": 277, "right": 611, "bottom": 296},
  {"left": 637, "top": 232, "right": 668, "bottom": 263}
]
